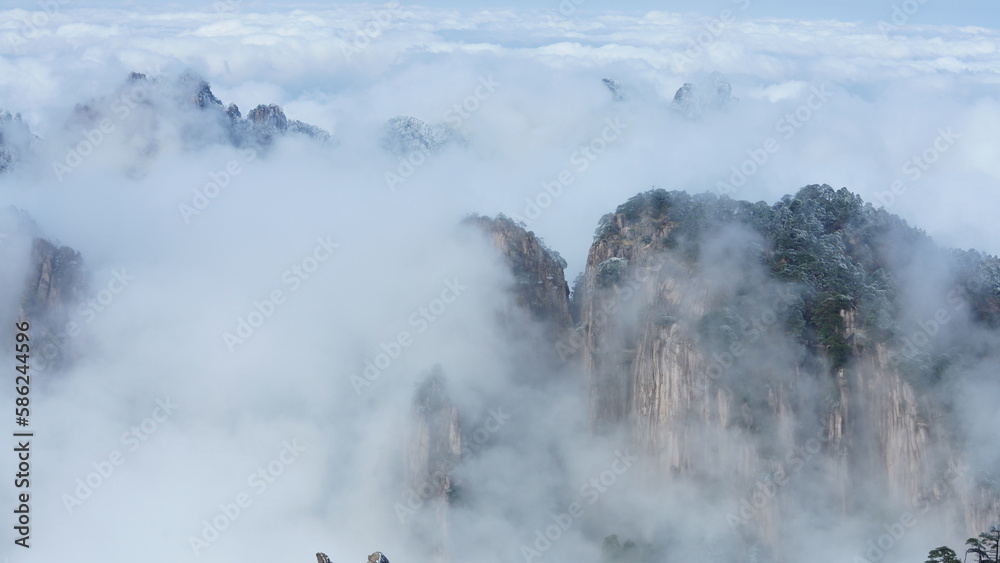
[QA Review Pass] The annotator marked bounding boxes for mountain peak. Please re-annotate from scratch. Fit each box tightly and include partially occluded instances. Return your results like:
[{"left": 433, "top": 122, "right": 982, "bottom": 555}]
[{"left": 672, "top": 71, "right": 738, "bottom": 119}]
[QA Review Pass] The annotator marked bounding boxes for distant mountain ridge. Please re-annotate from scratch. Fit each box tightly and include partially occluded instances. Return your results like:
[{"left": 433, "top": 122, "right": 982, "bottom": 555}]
[{"left": 0, "top": 71, "right": 331, "bottom": 177}]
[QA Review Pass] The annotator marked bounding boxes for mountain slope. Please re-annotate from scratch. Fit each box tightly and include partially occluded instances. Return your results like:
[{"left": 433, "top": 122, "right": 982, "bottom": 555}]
[{"left": 574, "top": 185, "right": 999, "bottom": 552}]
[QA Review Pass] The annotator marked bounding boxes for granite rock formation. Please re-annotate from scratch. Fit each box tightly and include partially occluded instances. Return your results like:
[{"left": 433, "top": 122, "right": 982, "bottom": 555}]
[
  {"left": 465, "top": 214, "right": 573, "bottom": 357},
  {"left": 402, "top": 367, "right": 461, "bottom": 562},
  {"left": 574, "top": 186, "right": 999, "bottom": 555},
  {"left": 672, "top": 71, "right": 738, "bottom": 120},
  {"left": 380, "top": 116, "right": 455, "bottom": 156},
  {"left": 0, "top": 208, "right": 88, "bottom": 373},
  {"left": 0, "top": 110, "right": 37, "bottom": 174}
]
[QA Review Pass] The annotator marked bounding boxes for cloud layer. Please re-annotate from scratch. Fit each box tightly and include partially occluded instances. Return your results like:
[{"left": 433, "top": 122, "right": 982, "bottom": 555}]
[{"left": 0, "top": 3, "right": 998, "bottom": 562}]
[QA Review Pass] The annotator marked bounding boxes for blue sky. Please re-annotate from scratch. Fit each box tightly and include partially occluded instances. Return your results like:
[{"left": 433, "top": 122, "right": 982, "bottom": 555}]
[
  {"left": 42, "top": 0, "right": 1000, "bottom": 28},
  {"left": 419, "top": 0, "right": 996, "bottom": 28}
]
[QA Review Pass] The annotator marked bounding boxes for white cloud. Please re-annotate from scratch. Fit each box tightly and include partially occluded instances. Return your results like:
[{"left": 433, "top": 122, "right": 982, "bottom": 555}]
[{"left": 1, "top": 4, "right": 999, "bottom": 561}]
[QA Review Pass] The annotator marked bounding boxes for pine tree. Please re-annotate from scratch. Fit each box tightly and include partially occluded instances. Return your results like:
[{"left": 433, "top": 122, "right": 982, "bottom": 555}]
[
  {"left": 926, "top": 546, "right": 960, "bottom": 563},
  {"left": 965, "top": 526, "right": 999, "bottom": 563}
]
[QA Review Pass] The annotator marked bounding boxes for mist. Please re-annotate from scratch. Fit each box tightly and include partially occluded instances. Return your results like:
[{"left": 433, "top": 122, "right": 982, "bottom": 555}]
[{"left": 0, "top": 2, "right": 999, "bottom": 562}]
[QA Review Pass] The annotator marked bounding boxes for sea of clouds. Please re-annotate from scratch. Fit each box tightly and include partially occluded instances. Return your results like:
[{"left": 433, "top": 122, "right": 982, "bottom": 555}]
[{"left": 0, "top": 2, "right": 998, "bottom": 562}]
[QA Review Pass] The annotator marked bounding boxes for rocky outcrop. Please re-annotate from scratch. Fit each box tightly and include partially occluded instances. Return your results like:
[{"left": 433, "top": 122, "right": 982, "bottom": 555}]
[
  {"left": 18, "top": 237, "right": 87, "bottom": 372},
  {"left": 0, "top": 209, "right": 86, "bottom": 372},
  {"left": 831, "top": 310, "right": 929, "bottom": 506},
  {"left": 383, "top": 187, "right": 996, "bottom": 560},
  {"left": 964, "top": 480, "right": 1000, "bottom": 536},
  {"left": 402, "top": 366, "right": 461, "bottom": 563},
  {"left": 405, "top": 367, "right": 462, "bottom": 504},
  {"left": 178, "top": 71, "right": 224, "bottom": 109},
  {"left": 396, "top": 216, "right": 575, "bottom": 562},
  {"left": 671, "top": 71, "right": 738, "bottom": 120},
  {"left": 175, "top": 74, "right": 331, "bottom": 148},
  {"left": 66, "top": 71, "right": 330, "bottom": 164},
  {"left": 0, "top": 207, "right": 88, "bottom": 323},
  {"left": 0, "top": 110, "right": 37, "bottom": 174},
  {"left": 229, "top": 103, "right": 331, "bottom": 147},
  {"left": 576, "top": 187, "right": 999, "bottom": 550},
  {"left": 380, "top": 116, "right": 454, "bottom": 156},
  {"left": 247, "top": 104, "right": 289, "bottom": 131},
  {"left": 603, "top": 78, "right": 625, "bottom": 102},
  {"left": 19, "top": 238, "right": 85, "bottom": 319},
  {"left": 313, "top": 552, "right": 390, "bottom": 563},
  {"left": 600, "top": 534, "right": 659, "bottom": 563},
  {"left": 465, "top": 214, "right": 573, "bottom": 355}
]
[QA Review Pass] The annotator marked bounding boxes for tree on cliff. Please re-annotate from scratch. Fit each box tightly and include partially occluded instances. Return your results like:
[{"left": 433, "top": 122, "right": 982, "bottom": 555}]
[
  {"left": 964, "top": 526, "right": 999, "bottom": 563},
  {"left": 926, "top": 546, "right": 960, "bottom": 563}
]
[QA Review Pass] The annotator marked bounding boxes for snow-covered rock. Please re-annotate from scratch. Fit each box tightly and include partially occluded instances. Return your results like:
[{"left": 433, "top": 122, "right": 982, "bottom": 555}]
[
  {"left": 0, "top": 110, "right": 37, "bottom": 174},
  {"left": 380, "top": 115, "right": 454, "bottom": 156},
  {"left": 671, "top": 71, "right": 738, "bottom": 119}
]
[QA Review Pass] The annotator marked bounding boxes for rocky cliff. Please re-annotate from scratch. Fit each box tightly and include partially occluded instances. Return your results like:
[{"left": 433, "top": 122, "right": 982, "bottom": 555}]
[
  {"left": 173, "top": 71, "right": 331, "bottom": 147},
  {"left": 398, "top": 216, "right": 575, "bottom": 560},
  {"left": 20, "top": 236, "right": 85, "bottom": 317},
  {"left": 228, "top": 102, "right": 332, "bottom": 147},
  {"left": 19, "top": 237, "right": 87, "bottom": 372},
  {"left": 671, "top": 71, "right": 738, "bottom": 120},
  {"left": 0, "top": 110, "right": 36, "bottom": 174},
  {"left": 397, "top": 190, "right": 997, "bottom": 560},
  {"left": 402, "top": 367, "right": 461, "bottom": 563},
  {"left": 574, "top": 186, "right": 999, "bottom": 553},
  {"left": 0, "top": 208, "right": 87, "bottom": 371},
  {"left": 315, "top": 551, "right": 391, "bottom": 563},
  {"left": 465, "top": 214, "right": 573, "bottom": 356}
]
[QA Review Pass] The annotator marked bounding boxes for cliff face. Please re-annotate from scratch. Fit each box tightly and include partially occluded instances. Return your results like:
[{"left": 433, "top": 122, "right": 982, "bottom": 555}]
[
  {"left": 20, "top": 238, "right": 85, "bottom": 319},
  {"left": 829, "top": 310, "right": 930, "bottom": 507},
  {"left": 406, "top": 369, "right": 462, "bottom": 493},
  {"left": 19, "top": 237, "right": 87, "bottom": 372},
  {"left": 399, "top": 217, "right": 574, "bottom": 560},
  {"left": 466, "top": 214, "right": 573, "bottom": 354},
  {"left": 0, "top": 110, "right": 35, "bottom": 174},
  {"left": 581, "top": 206, "right": 694, "bottom": 430},
  {"left": 671, "top": 71, "right": 738, "bottom": 120},
  {"left": 0, "top": 208, "right": 86, "bottom": 371},
  {"left": 402, "top": 368, "right": 461, "bottom": 563},
  {"left": 576, "top": 187, "right": 999, "bottom": 547}
]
